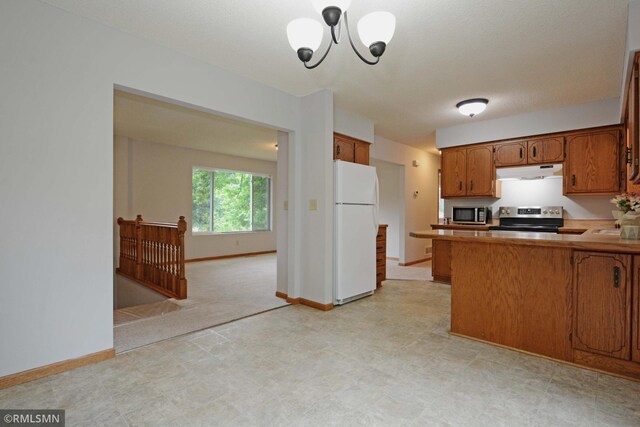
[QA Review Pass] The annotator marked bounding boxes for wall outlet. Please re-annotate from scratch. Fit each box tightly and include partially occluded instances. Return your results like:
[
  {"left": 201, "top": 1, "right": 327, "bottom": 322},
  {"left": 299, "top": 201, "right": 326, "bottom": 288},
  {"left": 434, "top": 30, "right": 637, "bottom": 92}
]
[
  {"left": 309, "top": 199, "right": 318, "bottom": 211},
  {"left": 425, "top": 246, "right": 432, "bottom": 255},
  {"left": 236, "top": 240, "right": 240, "bottom": 246}
]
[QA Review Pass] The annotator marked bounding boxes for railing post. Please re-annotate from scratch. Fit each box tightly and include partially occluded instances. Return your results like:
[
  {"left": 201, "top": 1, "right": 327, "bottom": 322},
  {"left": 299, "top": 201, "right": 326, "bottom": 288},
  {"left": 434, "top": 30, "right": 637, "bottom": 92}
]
[
  {"left": 135, "top": 214, "right": 143, "bottom": 280},
  {"left": 177, "top": 216, "right": 187, "bottom": 299}
]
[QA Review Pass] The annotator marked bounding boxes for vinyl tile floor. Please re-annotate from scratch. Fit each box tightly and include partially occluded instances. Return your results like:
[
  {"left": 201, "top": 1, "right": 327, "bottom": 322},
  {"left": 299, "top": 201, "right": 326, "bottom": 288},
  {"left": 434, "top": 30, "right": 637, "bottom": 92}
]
[{"left": 2, "top": 280, "right": 640, "bottom": 426}]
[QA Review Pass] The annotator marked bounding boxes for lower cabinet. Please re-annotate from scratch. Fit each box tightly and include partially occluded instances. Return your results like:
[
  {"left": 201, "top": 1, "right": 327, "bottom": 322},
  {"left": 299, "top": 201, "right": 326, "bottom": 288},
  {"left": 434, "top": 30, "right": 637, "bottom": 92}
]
[
  {"left": 432, "top": 240, "right": 451, "bottom": 283},
  {"left": 572, "top": 251, "right": 632, "bottom": 360},
  {"left": 634, "top": 256, "right": 640, "bottom": 363},
  {"left": 376, "top": 225, "right": 387, "bottom": 288}
]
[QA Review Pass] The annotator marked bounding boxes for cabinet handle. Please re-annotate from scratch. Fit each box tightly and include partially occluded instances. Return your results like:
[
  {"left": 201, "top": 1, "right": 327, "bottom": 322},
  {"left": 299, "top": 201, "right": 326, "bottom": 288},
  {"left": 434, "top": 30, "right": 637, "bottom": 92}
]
[
  {"left": 336, "top": 145, "right": 341, "bottom": 156},
  {"left": 613, "top": 266, "right": 620, "bottom": 288},
  {"left": 571, "top": 175, "right": 576, "bottom": 186},
  {"left": 626, "top": 147, "right": 632, "bottom": 165},
  {"left": 470, "top": 180, "right": 474, "bottom": 191},
  {"left": 520, "top": 148, "right": 523, "bottom": 159},
  {"left": 459, "top": 181, "right": 462, "bottom": 191},
  {"left": 532, "top": 146, "right": 537, "bottom": 158}
]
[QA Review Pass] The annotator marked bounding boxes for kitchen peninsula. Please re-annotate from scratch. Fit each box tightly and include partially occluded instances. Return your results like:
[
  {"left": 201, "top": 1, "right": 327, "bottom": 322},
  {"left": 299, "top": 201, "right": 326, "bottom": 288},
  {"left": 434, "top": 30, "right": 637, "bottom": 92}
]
[{"left": 411, "top": 228, "right": 640, "bottom": 381}]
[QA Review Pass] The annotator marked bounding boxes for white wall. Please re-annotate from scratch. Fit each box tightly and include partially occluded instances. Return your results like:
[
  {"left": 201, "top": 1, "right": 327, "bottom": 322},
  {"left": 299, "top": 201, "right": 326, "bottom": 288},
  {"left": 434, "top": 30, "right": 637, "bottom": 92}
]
[
  {"left": 620, "top": 1, "right": 640, "bottom": 117},
  {"left": 370, "top": 159, "right": 402, "bottom": 259},
  {"left": 443, "top": 177, "right": 614, "bottom": 220},
  {"left": 276, "top": 131, "right": 289, "bottom": 295},
  {"left": 114, "top": 137, "right": 278, "bottom": 260},
  {"left": 334, "top": 108, "right": 375, "bottom": 143},
  {"left": 436, "top": 98, "right": 620, "bottom": 149},
  {"left": 371, "top": 136, "right": 440, "bottom": 264},
  {"left": 0, "top": 0, "right": 336, "bottom": 377},
  {"left": 299, "top": 91, "right": 334, "bottom": 304}
]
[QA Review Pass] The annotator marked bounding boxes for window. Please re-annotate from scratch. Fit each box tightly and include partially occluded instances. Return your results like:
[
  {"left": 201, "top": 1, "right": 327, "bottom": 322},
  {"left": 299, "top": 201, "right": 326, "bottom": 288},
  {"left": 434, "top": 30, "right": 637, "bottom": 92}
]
[{"left": 192, "top": 168, "right": 271, "bottom": 233}]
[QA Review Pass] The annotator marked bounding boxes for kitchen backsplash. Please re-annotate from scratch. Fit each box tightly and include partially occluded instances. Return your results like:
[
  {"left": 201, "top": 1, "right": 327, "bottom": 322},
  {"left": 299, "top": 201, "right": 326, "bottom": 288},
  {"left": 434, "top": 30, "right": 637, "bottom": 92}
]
[{"left": 443, "top": 177, "right": 615, "bottom": 219}]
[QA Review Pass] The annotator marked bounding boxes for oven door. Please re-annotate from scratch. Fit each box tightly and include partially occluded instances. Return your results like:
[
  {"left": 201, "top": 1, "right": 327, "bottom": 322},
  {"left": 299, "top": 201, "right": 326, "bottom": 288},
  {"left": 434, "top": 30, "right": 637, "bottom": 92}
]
[{"left": 452, "top": 207, "right": 479, "bottom": 224}]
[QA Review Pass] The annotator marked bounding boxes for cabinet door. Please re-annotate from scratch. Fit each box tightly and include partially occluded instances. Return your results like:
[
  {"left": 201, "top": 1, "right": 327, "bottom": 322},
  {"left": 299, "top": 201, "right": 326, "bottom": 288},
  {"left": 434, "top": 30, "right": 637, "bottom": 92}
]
[
  {"left": 630, "top": 57, "right": 640, "bottom": 183},
  {"left": 432, "top": 240, "right": 451, "bottom": 283},
  {"left": 634, "top": 256, "right": 640, "bottom": 363},
  {"left": 573, "top": 252, "right": 631, "bottom": 360},
  {"left": 466, "top": 145, "right": 494, "bottom": 196},
  {"left": 494, "top": 141, "right": 527, "bottom": 167},
  {"left": 334, "top": 136, "right": 355, "bottom": 162},
  {"left": 565, "top": 130, "right": 621, "bottom": 194},
  {"left": 441, "top": 148, "right": 466, "bottom": 197},
  {"left": 354, "top": 141, "right": 370, "bottom": 165},
  {"left": 528, "top": 137, "right": 564, "bottom": 164}
]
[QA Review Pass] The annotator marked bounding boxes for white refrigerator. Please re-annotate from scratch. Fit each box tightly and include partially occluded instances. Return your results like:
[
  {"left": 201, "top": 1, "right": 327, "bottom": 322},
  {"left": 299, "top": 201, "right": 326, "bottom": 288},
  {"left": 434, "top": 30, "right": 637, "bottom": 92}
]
[{"left": 334, "top": 160, "right": 379, "bottom": 305}]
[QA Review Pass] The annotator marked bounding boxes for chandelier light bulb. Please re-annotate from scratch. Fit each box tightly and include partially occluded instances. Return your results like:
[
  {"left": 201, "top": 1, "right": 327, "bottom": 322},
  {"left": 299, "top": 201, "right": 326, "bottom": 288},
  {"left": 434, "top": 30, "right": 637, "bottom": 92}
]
[
  {"left": 286, "top": 18, "right": 324, "bottom": 52},
  {"left": 456, "top": 98, "right": 489, "bottom": 117},
  {"left": 357, "top": 11, "right": 396, "bottom": 46}
]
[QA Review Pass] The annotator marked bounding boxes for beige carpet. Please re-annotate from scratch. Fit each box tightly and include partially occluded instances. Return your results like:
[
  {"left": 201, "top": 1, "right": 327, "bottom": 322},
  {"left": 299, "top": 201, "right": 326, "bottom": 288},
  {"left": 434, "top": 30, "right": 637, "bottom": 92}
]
[
  {"left": 114, "top": 253, "right": 287, "bottom": 352},
  {"left": 386, "top": 259, "right": 433, "bottom": 281}
]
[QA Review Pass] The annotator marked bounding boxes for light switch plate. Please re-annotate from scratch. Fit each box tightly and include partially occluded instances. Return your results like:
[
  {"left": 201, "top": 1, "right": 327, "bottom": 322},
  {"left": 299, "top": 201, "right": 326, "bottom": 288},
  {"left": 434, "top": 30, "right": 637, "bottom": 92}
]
[{"left": 309, "top": 199, "right": 318, "bottom": 211}]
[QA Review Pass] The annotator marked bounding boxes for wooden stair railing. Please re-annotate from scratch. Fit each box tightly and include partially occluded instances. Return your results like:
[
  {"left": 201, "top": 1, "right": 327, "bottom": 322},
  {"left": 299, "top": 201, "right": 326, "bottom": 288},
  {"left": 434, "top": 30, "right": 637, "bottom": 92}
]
[{"left": 116, "top": 215, "right": 187, "bottom": 299}]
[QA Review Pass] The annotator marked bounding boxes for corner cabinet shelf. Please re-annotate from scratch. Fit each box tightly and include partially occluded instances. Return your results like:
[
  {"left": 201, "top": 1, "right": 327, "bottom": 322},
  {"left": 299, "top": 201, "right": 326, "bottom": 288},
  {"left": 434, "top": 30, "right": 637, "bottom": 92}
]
[{"left": 376, "top": 225, "right": 387, "bottom": 288}]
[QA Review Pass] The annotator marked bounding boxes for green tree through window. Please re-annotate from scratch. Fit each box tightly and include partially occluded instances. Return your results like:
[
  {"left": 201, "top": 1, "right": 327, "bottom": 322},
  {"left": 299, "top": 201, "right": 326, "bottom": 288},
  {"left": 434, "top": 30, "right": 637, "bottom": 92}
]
[{"left": 192, "top": 168, "right": 271, "bottom": 233}]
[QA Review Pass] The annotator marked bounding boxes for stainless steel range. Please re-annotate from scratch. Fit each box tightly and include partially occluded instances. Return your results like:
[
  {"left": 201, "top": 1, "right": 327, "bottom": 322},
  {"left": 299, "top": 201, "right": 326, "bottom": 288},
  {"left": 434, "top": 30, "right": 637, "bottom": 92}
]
[{"left": 488, "top": 206, "right": 564, "bottom": 233}]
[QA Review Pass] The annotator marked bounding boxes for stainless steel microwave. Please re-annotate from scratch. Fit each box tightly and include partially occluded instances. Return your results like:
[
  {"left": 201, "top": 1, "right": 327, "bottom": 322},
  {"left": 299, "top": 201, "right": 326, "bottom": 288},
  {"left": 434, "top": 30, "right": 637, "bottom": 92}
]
[{"left": 452, "top": 207, "right": 492, "bottom": 224}]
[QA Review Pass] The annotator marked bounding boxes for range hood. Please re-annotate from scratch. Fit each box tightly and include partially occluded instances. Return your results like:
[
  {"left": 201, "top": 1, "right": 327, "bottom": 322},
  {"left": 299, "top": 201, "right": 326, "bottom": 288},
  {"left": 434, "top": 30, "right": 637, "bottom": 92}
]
[{"left": 496, "top": 164, "right": 563, "bottom": 181}]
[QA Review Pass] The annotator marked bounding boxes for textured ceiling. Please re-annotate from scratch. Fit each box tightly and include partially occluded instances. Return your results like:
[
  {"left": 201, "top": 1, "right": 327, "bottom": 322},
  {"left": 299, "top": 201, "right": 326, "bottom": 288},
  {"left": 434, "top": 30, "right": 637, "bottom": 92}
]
[
  {"left": 114, "top": 91, "right": 278, "bottom": 162},
  {"left": 43, "top": 0, "right": 629, "bottom": 152}
]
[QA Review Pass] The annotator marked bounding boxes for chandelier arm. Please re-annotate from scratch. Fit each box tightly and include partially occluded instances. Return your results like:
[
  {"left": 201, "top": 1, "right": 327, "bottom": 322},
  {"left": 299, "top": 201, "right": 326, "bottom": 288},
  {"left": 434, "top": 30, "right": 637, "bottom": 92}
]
[
  {"left": 304, "top": 36, "right": 334, "bottom": 69},
  {"left": 330, "top": 21, "right": 342, "bottom": 44},
  {"left": 343, "top": 11, "right": 380, "bottom": 66}
]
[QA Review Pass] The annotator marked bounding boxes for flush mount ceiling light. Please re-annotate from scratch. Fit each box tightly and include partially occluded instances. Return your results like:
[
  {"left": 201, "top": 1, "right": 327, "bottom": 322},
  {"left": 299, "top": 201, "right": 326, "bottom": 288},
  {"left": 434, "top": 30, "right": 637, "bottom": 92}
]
[
  {"left": 287, "top": 1, "right": 396, "bottom": 69},
  {"left": 456, "top": 98, "right": 489, "bottom": 117}
]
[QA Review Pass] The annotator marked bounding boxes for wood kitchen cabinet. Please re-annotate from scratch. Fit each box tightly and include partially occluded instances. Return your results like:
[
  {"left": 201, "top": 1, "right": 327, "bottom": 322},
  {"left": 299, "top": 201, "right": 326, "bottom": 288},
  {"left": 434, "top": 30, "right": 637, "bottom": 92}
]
[
  {"left": 572, "top": 251, "right": 632, "bottom": 360},
  {"left": 564, "top": 128, "right": 622, "bottom": 195},
  {"left": 441, "top": 148, "right": 466, "bottom": 197},
  {"left": 376, "top": 225, "right": 387, "bottom": 288},
  {"left": 634, "top": 256, "right": 640, "bottom": 363},
  {"left": 494, "top": 140, "right": 527, "bottom": 167},
  {"left": 431, "top": 239, "right": 451, "bottom": 283},
  {"left": 441, "top": 144, "right": 496, "bottom": 198},
  {"left": 528, "top": 136, "right": 564, "bottom": 164},
  {"left": 334, "top": 133, "right": 370, "bottom": 165}
]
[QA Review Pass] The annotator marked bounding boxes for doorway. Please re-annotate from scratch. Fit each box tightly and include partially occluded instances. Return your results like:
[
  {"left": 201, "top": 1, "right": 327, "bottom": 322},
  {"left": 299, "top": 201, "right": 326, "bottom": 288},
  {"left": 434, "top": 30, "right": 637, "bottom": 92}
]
[{"left": 112, "top": 89, "right": 289, "bottom": 352}]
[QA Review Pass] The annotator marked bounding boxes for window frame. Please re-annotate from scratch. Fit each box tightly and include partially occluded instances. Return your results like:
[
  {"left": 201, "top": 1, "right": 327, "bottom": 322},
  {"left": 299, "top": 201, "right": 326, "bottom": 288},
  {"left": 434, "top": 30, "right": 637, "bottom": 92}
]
[{"left": 191, "top": 166, "right": 273, "bottom": 235}]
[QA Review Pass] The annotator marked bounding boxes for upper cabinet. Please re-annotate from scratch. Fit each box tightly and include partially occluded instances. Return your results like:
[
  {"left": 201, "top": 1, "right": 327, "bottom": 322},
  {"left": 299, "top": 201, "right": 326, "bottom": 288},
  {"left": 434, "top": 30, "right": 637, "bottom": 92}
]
[
  {"left": 466, "top": 145, "right": 495, "bottom": 196},
  {"left": 564, "top": 129, "right": 622, "bottom": 195},
  {"left": 528, "top": 136, "right": 564, "bottom": 164},
  {"left": 441, "top": 148, "right": 467, "bottom": 197},
  {"left": 494, "top": 140, "right": 527, "bottom": 167},
  {"left": 494, "top": 137, "right": 564, "bottom": 167},
  {"left": 442, "top": 144, "right": 496, "bottom": 198},
  {"left": 334, "top": 133, "right": 370, "bottom": 165}
]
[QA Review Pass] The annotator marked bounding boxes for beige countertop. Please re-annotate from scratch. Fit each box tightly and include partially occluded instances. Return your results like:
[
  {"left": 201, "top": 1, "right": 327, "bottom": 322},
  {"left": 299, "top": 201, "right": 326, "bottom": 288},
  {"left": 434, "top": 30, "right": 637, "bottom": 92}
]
[{"left": 410, "top": 228, "right": 640, "bottom": 253}]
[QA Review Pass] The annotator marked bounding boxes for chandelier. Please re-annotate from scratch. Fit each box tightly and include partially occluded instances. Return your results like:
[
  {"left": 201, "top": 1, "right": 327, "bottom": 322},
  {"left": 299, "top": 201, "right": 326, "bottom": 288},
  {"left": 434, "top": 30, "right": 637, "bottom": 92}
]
[{"left": 286, "top": 0, "right": 396, "bottom": 69}]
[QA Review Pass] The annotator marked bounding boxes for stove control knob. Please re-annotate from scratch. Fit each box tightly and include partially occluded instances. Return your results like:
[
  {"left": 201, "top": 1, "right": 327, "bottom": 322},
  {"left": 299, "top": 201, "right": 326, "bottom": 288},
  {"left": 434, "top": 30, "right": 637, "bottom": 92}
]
[
  {"left": 506, "top": 209, "right": 510, "bottom": 215},
  {"left": 555, "top": 210, "right": 561, "bottom": 215},
  {"left": 543, "top": 210, "right": 548, "bottom": 214}
]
